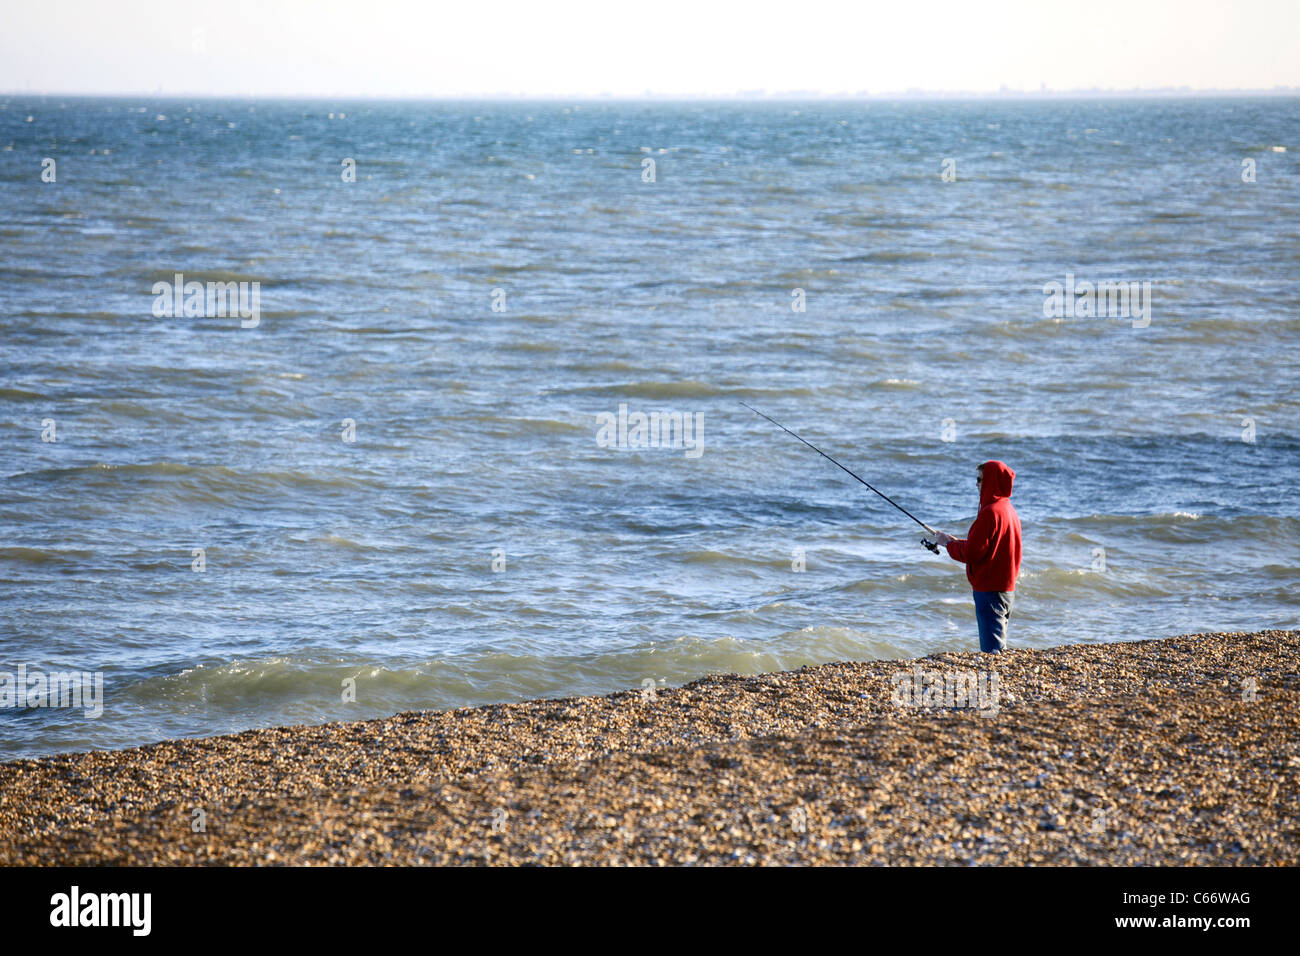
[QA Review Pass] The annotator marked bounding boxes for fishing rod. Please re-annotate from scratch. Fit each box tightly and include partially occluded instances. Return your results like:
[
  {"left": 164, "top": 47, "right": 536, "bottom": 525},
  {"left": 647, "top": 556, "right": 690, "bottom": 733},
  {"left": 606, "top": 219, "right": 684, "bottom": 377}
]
[{"left": 739, "top": 401, "right": 942, "bottom": 554}]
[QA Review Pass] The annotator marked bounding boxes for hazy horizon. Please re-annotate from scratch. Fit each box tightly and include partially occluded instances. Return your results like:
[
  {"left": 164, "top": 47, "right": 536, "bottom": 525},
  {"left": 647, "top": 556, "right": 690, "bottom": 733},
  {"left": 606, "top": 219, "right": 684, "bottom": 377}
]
[
  {"left": 4, "top": 0, "right": 1298, "bottom": 99},
  {"left": 6, "top": 89, "right": 1300, "bottom": 102}
]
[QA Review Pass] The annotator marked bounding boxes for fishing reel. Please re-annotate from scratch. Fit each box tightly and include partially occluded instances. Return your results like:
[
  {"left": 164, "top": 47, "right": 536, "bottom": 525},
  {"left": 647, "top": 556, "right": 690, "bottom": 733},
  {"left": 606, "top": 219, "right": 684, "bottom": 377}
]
[{"left": 922, "top": 537, "right": 940, "bottom": 554}]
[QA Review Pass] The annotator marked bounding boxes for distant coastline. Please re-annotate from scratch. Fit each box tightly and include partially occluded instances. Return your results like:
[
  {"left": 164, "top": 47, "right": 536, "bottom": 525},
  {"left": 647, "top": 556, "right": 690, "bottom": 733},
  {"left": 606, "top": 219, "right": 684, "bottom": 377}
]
[{"left": 6, "top": 88, "right": 1300, "bottom": 101}]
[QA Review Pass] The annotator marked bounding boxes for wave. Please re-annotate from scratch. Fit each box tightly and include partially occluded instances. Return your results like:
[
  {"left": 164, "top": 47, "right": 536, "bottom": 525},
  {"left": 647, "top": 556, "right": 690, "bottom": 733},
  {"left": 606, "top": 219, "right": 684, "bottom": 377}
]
[
  {"left": 7, "top": 461, "right": 369, "bottom": 500},
  {"left": 674, "top": 549, "right": 773, "bottom": 567},
  {"left": 305, "top": 534, "right": 368, "bottom": 551},
  {"left": 553, "top": 380, "right": 724, "bottom": 399},
  {"left": 137, "top": 268, "right": 284, "bottom": 286},
  {"left": 874, "top": 378, "right": 920, "bottom": 388},
  {"left": 0, "top": 387, "right": 48, "bottom": 402},
  {"left": 1015, "top": 566, "right": 1174, "bottom": 600},
  {"left": 1061, "top": 511, "right": 1210, "bottom": 526},
  {"left": 552, "top": 381, "right": 816, "bottom": 400},
  {"left": 835, "top": 250, "right": 936, "bottom": 264},
  {"left": 122, "top": 627, "right": 925, "bottom": 716},
  {"left": 497, "top": 416, "right": 587, "bottom": 435},
  {"left": 0, "top": 546, "right": 97, "bottom": 566},
  {"left": 93, "top": 400, "right": 195, "bottom": 422}
]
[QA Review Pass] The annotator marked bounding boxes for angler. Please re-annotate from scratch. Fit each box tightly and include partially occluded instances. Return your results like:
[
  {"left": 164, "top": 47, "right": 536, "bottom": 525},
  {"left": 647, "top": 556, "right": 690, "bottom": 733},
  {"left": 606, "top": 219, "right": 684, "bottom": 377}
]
[
  {"left": 741, "top": 403, "right": 1022, "bottom": 654},
  {"left": 932, "top": 461, "right": 1022, "bottom": 653}
]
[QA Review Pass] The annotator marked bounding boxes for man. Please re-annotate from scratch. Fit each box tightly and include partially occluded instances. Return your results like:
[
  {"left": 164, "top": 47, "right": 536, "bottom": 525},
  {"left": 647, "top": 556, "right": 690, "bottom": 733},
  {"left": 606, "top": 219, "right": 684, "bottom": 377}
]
[{"left": 933, "top": 460, "right": 1022, "bottom": 653}]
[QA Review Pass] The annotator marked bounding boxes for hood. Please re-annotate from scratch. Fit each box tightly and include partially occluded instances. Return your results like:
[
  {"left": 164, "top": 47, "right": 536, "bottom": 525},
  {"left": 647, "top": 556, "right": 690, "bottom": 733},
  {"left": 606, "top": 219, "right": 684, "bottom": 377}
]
[{"left": 980, "top": 460, "right": 1015, "bottom": 506}]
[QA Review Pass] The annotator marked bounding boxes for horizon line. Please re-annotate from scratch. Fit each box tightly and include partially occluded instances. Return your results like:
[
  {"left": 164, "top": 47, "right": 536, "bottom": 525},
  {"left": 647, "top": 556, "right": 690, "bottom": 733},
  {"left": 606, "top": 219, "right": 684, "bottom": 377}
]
[{"left": 5, "top": 87, "right": 1300, "bottom": 102}]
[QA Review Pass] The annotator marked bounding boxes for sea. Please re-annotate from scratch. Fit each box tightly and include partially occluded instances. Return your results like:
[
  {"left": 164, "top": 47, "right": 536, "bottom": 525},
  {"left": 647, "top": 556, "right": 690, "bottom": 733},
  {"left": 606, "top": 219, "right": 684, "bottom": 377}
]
[{"left": 1, "top": 96, "right": 1297, "bottom": 760}]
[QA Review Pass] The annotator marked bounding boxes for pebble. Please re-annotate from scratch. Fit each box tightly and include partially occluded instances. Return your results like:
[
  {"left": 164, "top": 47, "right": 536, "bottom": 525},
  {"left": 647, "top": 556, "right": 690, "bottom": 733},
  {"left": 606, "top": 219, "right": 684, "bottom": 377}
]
[{"left": 0, "top": 629, "right": 1295, "bottom": 866}]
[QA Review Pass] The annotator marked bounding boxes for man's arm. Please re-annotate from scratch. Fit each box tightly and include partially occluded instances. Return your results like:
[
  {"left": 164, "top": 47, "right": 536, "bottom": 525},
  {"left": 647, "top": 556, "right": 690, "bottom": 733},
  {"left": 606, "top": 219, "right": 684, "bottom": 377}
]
[{"left": 944, "top": 508, "right": 994, "bottom": 566}]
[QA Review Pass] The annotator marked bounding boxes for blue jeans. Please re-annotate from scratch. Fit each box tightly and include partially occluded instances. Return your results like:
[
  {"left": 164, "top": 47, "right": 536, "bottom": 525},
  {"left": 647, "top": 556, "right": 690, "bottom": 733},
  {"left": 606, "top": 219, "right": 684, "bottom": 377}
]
[{"left": 973, "top": 590, "right": 1014, "bottom": 653}]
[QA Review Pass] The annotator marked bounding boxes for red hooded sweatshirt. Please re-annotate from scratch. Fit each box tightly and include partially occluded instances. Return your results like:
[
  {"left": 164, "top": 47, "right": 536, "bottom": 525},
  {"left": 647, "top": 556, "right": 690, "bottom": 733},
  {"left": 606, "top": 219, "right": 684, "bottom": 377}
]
[{"left": 945, "top": 460, "right": 1021, "bottom": 592}]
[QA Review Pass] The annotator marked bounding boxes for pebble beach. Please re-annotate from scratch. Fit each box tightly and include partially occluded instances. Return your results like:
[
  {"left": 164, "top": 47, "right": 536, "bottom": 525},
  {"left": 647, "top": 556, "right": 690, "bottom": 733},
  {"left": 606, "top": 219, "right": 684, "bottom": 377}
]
[{"left": 2, "top": 629, "right": 1296, "bottom": 866}]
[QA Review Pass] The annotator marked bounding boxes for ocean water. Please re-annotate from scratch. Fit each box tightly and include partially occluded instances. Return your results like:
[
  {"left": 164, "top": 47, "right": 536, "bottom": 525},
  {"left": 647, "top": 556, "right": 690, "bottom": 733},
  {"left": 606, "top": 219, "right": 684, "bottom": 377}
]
[{"left": 1, "top": 97, "right": 1297, "bottom": 760}]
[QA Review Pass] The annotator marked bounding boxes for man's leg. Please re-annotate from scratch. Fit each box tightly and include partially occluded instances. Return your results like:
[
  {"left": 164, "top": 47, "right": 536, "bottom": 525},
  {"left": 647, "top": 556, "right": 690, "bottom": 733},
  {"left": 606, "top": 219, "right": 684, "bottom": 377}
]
[
  {"left": 992, "top": 591, "right": 1014, "bottom": 651},
  {"left": 973, "top": 590, "right": 1013, "bottom": 653}
]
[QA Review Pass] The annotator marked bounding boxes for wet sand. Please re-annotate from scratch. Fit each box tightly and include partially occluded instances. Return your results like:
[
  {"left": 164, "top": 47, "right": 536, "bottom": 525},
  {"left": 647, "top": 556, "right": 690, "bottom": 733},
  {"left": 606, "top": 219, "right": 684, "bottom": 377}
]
[{"left": 2, "top": 629, "right": 1296, "bottom": 865}]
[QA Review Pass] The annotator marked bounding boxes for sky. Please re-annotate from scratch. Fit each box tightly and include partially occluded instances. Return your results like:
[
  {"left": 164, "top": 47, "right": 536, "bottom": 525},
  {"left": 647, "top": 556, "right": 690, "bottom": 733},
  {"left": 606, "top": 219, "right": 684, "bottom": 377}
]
[{"left": 3, "top": 0, "right": 1298, "bottom": 98}]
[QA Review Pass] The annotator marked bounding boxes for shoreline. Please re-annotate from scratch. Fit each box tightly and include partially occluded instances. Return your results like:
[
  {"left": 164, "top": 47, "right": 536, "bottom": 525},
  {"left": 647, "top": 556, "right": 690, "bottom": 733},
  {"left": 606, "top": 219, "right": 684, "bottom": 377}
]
[{"left": 2, "top": 629, "right": 1296, "bottom": 865}]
